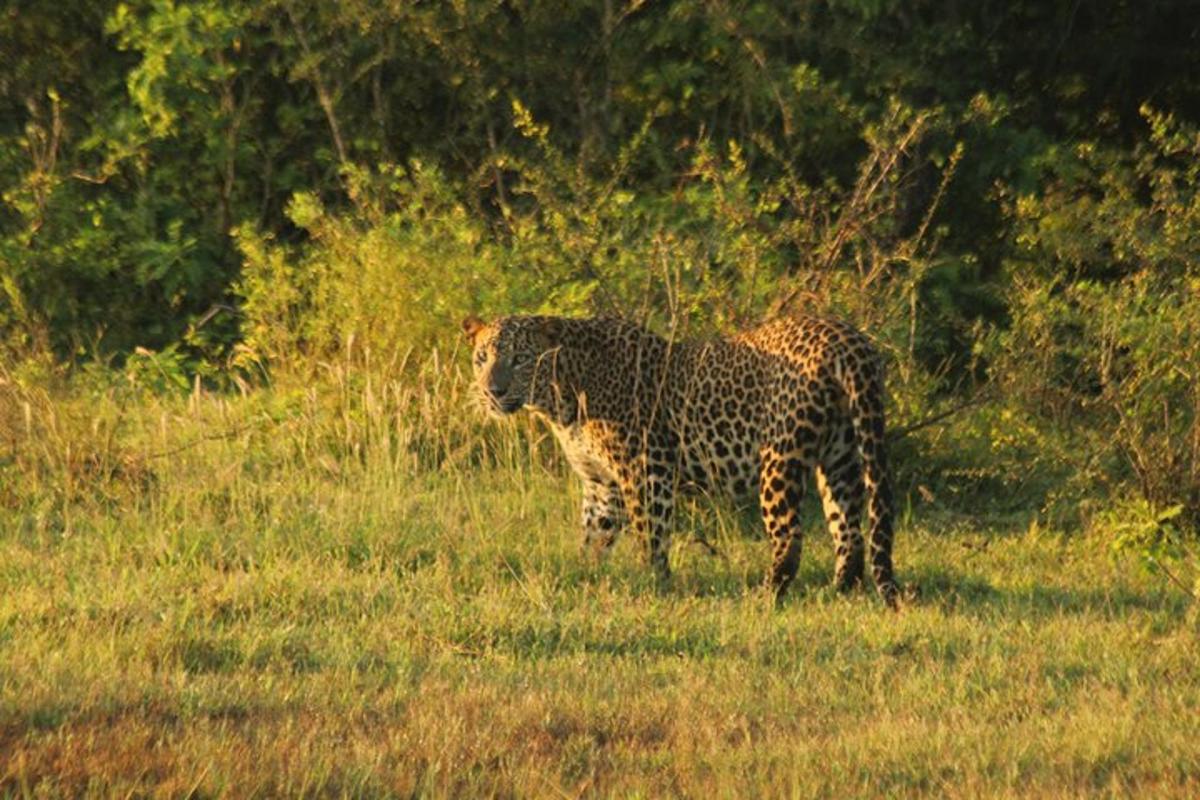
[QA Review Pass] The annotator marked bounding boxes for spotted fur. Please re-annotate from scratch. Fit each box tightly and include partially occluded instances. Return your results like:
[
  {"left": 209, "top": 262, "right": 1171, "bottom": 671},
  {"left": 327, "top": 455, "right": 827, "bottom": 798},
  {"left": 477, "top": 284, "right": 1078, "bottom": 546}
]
[{"left": 463, "top": 314, "right": 899, "bottom": 608}]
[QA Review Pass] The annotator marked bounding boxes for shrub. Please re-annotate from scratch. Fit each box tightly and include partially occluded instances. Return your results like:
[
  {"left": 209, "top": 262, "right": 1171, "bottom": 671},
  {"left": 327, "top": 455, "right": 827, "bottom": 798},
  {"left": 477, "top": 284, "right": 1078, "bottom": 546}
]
[
  {"left": 235, "top": 162, "right": 513, "bottom": 372},
  {"left": 993, "top": 108, "right": 1200, "bottom": 534}
]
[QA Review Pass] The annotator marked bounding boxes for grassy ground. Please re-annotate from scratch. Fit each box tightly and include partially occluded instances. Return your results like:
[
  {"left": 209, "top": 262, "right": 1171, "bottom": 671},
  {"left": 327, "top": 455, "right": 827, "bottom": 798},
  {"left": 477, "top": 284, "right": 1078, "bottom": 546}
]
[{"left": 1, "top": 375, "right": 1198, "bottom": 797}]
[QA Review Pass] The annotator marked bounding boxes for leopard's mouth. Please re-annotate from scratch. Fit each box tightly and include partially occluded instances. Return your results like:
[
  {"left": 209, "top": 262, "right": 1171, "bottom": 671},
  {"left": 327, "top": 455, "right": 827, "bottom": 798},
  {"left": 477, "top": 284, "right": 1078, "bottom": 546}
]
[{"left": 486, "top": 392, "right": 525, "bottom": 415}]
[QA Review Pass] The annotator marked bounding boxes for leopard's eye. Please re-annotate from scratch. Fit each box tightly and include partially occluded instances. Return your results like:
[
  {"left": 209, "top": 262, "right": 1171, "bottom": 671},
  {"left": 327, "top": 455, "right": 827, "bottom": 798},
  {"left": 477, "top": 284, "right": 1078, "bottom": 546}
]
[{"left": 511, "top": 352, "right": 528, "bottom": 366}]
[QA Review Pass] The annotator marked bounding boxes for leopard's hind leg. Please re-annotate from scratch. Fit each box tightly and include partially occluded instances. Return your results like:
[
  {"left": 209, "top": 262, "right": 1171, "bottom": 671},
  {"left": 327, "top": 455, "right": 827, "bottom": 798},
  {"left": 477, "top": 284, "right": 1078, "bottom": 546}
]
[
  {"left": 759, "top": 434, "right": 814, "bottom": 601},
  {"left": 815, "top": 419, "right": 866, "bottom": 591}
]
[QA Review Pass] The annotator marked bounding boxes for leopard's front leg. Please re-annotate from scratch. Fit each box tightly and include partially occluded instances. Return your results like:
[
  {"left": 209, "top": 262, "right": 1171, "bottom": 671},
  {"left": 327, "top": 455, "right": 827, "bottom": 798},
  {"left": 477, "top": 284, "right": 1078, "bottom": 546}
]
[
  {"left": 580, "top": 478, "right": 626, "bottom": 556},
  {"left": 616, "top": 450, "right": 675, "bottom": 584}
]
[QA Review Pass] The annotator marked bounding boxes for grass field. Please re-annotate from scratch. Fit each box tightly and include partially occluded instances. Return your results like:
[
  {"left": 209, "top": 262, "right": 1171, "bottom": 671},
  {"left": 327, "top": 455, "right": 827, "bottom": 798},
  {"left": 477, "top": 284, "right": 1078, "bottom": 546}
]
[{"left": 2, "top": 374, "right": 1198, "bottom": 797}]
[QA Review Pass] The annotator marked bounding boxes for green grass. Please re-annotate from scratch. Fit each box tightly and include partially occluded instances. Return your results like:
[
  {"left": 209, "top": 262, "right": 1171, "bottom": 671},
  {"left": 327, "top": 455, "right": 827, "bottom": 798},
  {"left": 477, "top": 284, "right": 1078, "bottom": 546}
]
[{"left": 1, "top": 375, "right": 1198, "bottom": 797}]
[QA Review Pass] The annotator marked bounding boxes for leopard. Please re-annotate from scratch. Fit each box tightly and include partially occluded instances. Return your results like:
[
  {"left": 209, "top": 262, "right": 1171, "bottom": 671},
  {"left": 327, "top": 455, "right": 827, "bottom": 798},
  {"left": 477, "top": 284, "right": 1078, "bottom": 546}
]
[{"left": 462, "top": 313, "right": 899, "bottom": 609}]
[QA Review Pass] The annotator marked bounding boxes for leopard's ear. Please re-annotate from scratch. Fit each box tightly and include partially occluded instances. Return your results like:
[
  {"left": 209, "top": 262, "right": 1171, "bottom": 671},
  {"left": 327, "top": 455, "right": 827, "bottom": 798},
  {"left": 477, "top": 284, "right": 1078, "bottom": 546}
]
[
  {"left": 462, "top": 315, "right": 487, "bottom": 344},
  {"left": 536, "top": 316, "right": 565, "bottom": 347}
]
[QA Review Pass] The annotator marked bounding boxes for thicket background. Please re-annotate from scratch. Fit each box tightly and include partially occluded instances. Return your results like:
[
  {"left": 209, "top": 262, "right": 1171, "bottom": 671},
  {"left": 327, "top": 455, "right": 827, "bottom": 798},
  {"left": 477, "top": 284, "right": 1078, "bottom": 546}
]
[
  {"left": 4, "top": 2, "right": 1200, "bottom": 794},
  {"left": 3, "top": 0, "right": 1199, "bottom": 590}
]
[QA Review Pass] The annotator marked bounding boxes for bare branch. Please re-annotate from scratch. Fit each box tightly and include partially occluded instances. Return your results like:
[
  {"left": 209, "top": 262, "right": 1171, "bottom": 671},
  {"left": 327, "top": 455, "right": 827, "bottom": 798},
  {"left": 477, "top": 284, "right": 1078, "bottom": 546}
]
[{"left": 284, "top": 5, "right": 349, "bottom": 168}]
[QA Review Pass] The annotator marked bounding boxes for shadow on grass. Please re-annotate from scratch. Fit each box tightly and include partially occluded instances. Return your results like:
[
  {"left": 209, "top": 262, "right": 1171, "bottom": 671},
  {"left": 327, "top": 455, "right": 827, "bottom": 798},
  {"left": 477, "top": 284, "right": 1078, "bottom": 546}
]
[
  {"left": 653, "top": 558, "right": 1186, "bottom": 621},
  {"left": 905, "top": 564, "right": 1187, "bottom": 619},
  {"left": 483, "top": 519, "right": 1188, "bottom": 623}
]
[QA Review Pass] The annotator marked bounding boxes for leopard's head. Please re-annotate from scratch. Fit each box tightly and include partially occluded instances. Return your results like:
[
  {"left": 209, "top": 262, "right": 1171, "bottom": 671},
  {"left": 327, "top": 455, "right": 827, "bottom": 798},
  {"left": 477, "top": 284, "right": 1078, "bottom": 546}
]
[{"left": 463, "top": 315, "right": 566, "bottom": 418}]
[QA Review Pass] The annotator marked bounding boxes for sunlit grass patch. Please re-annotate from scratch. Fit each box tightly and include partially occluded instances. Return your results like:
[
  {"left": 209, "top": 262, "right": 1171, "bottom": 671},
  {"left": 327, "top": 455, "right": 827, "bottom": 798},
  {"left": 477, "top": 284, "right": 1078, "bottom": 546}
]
[{"left": 1, "top": 374, "right": 1197, "bottom": 797}]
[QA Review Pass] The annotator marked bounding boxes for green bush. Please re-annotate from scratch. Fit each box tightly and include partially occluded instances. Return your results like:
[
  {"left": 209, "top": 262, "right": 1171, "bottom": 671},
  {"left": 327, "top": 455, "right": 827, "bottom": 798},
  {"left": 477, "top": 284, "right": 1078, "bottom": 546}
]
[
  {"left": 1105, "top": 499, "right": 1198, "bottom": 601},
  {"left": 992, "top": 108, "right": 1200, "bottom": 559}
]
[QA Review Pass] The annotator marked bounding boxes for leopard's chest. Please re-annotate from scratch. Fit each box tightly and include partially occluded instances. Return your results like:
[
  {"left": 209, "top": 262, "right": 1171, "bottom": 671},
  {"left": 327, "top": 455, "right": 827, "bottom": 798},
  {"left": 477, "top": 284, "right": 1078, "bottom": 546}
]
[{"left": 550, "top": 422, "right": 620, "bottom": 485}]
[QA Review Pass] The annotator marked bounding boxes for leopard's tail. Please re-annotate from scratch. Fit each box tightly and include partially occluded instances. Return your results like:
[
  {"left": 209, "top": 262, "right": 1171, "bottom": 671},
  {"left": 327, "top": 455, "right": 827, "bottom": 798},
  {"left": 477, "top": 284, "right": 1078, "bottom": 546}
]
[{"left": 843, "top": 357, "right": 900, "bottom": 610}]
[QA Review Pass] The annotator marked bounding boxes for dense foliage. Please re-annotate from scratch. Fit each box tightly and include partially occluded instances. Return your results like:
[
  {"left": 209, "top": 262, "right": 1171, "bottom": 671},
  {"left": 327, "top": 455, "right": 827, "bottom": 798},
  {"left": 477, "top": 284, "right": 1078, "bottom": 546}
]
[{"left": 2, "top": 0, "right": 1199, "bottom": 587}]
